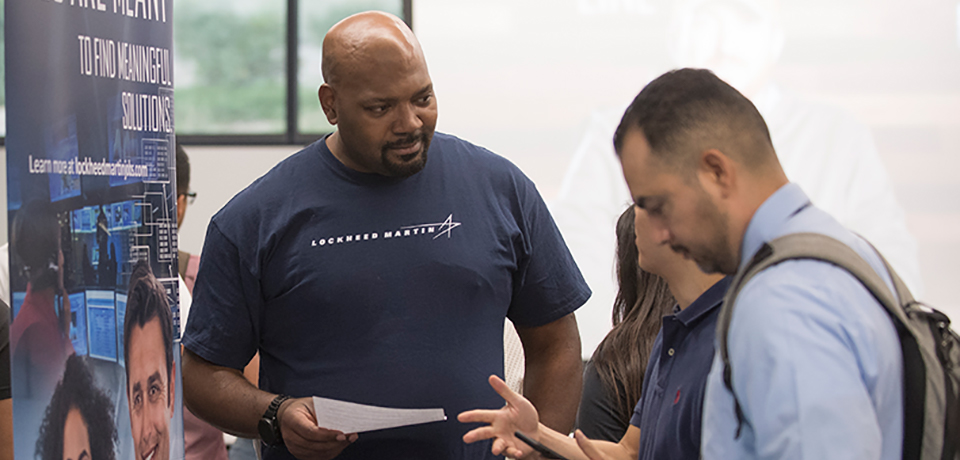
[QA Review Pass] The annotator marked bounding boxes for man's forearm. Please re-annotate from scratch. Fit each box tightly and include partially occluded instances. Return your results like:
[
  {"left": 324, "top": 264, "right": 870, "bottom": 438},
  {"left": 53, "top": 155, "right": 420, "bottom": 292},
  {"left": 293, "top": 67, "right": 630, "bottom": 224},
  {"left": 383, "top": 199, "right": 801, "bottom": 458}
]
[
  {"left": 524, "top": 347, "right": 582, "bottom": 433},
  {"left": 519, "top": 313, "right": 583, "bottom": 434},
  {"left": 0, "top": 399, "right": 12, "bottom": 460},
  {"left": 182, "top": 348, "right": 275, "bottom": 438}
]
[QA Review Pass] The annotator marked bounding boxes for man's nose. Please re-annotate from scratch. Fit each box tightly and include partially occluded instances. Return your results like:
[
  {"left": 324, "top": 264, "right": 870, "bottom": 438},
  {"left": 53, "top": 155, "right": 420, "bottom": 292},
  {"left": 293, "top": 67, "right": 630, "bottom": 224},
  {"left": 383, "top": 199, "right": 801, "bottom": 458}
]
[
  {"left": 143, "top": 404, "right": 160, "bottom": 438},
  {"left": 393, "top": 102, "right": 423, "bottom": 134},
  {"left": 136, "top": 415, "right": 151, "bottom": 448},
  {"left": 651, "top": 222, "right": 672, "bottom": 246}
]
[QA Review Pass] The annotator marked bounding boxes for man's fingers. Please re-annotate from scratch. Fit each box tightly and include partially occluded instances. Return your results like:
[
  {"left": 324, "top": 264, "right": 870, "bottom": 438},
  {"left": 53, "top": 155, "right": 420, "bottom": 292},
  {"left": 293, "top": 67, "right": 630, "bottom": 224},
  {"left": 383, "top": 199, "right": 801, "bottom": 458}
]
[
  {"left": 286, "top": 438, "right": 347, "bottom": 453},
  {"left": 332, "top": 432, "right": 359, "bottom": 442},
  {"left": 285, "top": 439, "right": 352, "bottom": 460},
  {"left": 287, "top": 415, "right": 344, "bottom": 442}
]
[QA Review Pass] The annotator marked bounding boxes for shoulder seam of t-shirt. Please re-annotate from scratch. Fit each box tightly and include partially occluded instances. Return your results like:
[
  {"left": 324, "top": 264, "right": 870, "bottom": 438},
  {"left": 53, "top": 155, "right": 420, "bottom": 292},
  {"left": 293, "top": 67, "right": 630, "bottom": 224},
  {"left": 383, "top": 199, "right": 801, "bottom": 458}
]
[
  {"left": 206, "top": 220, "right": 254, "bottom": 276},
  {"left": 511, "top": 285, "right": 590, "bottom": 328}
]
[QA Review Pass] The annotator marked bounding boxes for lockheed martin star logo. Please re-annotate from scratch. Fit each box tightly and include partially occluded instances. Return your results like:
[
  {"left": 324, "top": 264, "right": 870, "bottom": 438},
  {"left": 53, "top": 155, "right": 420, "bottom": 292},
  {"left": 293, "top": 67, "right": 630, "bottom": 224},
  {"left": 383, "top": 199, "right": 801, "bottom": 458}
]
[
  {"left": 311, "top": 213, "right": 463, "bottom": 248},
  {"left": 400, "top": 213, "right": 462, "bottom": 239}
]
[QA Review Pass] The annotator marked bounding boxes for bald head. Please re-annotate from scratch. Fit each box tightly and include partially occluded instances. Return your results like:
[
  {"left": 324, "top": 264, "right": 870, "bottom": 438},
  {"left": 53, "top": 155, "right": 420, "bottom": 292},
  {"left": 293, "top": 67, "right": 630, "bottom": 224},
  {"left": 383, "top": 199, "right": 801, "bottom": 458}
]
[
  {"left": 322, "top": 11, "right": 425, "bottom": 87},
  {"left": 317, "top": 11, "right": 438, "bottom": 178}
]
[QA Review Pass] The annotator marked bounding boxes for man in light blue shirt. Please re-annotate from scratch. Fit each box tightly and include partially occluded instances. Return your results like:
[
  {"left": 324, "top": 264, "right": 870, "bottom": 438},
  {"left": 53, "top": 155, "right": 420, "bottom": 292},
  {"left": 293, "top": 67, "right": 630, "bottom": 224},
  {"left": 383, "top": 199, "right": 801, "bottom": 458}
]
[{"left": 614, "top": 68, "right": 904, "bottom": 460}]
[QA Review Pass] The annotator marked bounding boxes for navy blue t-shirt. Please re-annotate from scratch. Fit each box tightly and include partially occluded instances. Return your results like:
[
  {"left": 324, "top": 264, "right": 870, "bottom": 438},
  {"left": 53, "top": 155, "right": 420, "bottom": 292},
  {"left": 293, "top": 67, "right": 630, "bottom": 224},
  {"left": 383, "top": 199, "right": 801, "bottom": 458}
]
[
  {"left": 630, "top": 276, "right": 731, "bottom": 460},
  {"left": 183, "top": 133, "right": 590, "bottom": 459}
]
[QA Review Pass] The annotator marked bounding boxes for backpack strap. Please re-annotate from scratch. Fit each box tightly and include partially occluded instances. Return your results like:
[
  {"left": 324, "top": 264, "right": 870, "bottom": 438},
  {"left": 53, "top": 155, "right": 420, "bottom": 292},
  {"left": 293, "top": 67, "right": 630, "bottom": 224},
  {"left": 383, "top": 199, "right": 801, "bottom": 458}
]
[{"left": 716, "top": 232, "right": 941, "bottom": 460}]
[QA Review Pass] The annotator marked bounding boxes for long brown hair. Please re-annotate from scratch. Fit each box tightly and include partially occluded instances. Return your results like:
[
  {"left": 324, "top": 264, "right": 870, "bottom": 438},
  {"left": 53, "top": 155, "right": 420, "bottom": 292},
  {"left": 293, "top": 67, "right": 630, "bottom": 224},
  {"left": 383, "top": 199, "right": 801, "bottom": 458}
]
[{"left": 590, "top": 205, "right": 676, "bottom": 425}]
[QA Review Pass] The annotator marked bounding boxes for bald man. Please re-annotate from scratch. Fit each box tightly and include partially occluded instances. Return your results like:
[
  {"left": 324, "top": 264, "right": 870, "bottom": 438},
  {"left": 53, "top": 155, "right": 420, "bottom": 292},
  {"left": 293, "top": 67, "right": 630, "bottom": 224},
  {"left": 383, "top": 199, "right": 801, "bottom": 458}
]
[{"left": 182, "top": 12, "right": 590, "bottom": 460}]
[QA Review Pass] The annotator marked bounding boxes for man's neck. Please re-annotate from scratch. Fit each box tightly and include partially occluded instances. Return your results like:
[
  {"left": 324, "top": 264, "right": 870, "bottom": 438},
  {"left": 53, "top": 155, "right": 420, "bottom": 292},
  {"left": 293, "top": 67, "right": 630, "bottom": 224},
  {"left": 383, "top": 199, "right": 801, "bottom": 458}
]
[
  {"left": 666, "top": 269, "right": 725, "bottom": 311},
  {"left": 325, "top": 131, "right": 371, "bottom": 173},
  {"left": 729, "top": 171, "right": 790, "bottom": 272}
]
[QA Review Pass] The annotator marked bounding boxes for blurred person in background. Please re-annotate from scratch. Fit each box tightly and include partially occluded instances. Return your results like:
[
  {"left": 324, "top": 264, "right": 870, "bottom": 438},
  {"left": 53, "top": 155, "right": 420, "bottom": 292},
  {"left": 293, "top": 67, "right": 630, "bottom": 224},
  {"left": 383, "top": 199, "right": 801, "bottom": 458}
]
[
  {"left": 176, "top": 142, "right": 230, "bottom": 460},
  {"left": 551, "top": 0, "right": 921, "bottom": 357}
]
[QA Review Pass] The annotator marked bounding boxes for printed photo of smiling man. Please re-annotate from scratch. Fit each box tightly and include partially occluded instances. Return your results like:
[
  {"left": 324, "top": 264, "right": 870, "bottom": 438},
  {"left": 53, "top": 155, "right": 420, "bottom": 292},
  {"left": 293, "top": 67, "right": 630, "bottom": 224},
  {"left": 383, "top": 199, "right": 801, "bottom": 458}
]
[{"left": 124, "top": 260, "right": 177, "bottom": 460}]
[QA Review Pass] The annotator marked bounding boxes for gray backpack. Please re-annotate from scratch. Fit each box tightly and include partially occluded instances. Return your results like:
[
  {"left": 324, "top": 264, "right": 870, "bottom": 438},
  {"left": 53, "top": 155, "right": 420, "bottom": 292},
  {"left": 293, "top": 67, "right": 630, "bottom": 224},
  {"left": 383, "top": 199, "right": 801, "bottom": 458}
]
[{"left": 717, "top": 232, "right": 959, "bottom": 460}]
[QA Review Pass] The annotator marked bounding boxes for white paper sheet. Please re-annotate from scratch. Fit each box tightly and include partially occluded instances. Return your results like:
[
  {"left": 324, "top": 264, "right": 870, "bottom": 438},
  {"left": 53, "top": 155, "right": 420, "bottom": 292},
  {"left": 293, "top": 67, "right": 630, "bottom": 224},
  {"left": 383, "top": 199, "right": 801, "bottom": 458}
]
[{"left": 312, "top": 396, "right": 447, "bottom": 433}]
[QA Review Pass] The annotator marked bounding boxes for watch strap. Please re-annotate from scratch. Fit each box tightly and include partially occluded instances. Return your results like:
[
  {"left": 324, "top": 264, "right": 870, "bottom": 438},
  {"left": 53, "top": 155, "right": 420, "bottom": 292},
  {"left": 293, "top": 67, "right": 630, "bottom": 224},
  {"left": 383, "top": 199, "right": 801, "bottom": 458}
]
[{"left": 262, "top": 394, "right": 292, "bottom": 445}]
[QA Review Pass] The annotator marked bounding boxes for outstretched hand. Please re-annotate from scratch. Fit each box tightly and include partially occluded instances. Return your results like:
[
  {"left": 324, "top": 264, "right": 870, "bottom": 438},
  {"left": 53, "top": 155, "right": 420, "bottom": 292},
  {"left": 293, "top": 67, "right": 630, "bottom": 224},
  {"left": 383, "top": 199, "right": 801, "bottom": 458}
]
[{"left": 458, "top": 375, "right": 541, "bottom": 458}]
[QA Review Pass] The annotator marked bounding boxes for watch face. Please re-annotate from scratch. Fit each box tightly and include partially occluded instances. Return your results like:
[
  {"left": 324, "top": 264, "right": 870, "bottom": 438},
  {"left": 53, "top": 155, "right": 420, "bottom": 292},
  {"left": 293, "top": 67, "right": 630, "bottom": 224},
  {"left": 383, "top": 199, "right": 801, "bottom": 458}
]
[{"left": 258, "top": 418, "right": 277, "bottom": 444}]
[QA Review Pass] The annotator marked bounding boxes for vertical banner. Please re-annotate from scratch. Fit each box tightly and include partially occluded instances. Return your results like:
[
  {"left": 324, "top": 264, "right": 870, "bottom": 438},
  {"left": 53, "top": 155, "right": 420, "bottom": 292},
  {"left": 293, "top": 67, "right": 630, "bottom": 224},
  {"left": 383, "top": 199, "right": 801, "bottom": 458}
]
[{"left": 4, "top": 1, "right": 181, "bottom": 459}]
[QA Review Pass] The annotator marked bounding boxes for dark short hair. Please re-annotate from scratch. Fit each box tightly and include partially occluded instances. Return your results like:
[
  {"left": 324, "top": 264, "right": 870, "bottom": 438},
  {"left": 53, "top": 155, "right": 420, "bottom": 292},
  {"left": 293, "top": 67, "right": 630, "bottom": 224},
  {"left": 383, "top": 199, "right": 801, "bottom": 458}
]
[
  {"left": 36, "top": 354, "right": 118, "bottom": 460},
  {"left": 176, "top": 142, "right": 190, "bottom": 197},
  {"left": 613, "top": 68, "right": 774, "bottom": 170},
  {"left": 123, "top": 260, "right": 174, "bottom": 387}
]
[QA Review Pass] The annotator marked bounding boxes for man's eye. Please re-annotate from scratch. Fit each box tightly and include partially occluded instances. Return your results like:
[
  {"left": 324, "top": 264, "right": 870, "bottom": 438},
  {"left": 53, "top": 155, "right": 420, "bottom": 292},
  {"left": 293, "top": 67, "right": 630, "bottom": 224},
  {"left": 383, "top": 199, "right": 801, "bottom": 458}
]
[
  {"left": 367, "top": 105, "right": 388, "bottom": 113},
  {"left": 416, "top": 95, "right": 432, "bottom": 105}
]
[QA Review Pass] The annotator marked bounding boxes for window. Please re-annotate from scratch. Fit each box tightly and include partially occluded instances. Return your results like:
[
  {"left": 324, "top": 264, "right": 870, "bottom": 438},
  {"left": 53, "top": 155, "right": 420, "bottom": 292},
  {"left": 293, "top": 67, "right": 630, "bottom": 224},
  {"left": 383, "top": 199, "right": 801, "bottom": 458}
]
[
  {"left": 298, "top": 0, "right": 410, "bottom": 135},
  {"left": 175, "top": 0, "right": 409, "bottom": 144},
  {"left": 0, "top": 0, "right": 410, "bottom": 144}
]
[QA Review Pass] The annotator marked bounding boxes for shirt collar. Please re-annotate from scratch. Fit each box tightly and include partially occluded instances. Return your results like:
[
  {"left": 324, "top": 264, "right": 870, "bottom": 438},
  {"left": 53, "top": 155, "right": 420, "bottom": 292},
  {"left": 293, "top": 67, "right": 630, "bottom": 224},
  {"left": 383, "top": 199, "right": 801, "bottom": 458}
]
[
  {"left": 739, "top": 183, "right": 811, "bottom": 269},
  {"left": 675, "top": 276, "right": 733, "bottom": 327}
]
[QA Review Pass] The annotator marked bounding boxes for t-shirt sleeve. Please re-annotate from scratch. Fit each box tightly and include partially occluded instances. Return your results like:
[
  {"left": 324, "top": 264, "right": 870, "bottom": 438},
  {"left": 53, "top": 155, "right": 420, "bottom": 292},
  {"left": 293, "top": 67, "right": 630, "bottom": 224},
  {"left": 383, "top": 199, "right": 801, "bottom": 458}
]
[
  {"left": 577, "top": 360, "right": 628, "bottom": 442},
  {"left": 507, "top": 176, "right": 591, "bottom": 327},
  {"left": 0, "top": 300, "right": 10, "bottom": 400},
  {"left": 182, "top": 220, "right": 262, "bottom": 371}
]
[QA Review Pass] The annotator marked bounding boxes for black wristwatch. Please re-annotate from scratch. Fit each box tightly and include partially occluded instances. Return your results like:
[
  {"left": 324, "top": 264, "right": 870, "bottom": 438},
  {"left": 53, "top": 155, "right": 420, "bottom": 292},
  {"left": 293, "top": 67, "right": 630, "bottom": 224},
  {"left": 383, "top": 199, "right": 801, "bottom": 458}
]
[{"left": 258, "top": 394, "right": 292, "bottom": 446}]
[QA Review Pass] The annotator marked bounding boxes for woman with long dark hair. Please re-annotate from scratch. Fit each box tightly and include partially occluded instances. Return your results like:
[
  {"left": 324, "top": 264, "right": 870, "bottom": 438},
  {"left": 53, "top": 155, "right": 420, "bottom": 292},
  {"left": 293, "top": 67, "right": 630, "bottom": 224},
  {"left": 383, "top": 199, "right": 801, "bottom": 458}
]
[{"left": 577, "top": 205, "right": 675, "bottom": 441}]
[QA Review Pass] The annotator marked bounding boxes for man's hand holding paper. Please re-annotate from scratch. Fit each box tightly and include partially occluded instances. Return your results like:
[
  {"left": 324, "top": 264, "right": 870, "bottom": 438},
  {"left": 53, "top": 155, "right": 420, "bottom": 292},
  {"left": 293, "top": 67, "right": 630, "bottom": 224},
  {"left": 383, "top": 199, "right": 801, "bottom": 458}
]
[{"left": 279, "top": 397, "right": 357, "bottom": 460}]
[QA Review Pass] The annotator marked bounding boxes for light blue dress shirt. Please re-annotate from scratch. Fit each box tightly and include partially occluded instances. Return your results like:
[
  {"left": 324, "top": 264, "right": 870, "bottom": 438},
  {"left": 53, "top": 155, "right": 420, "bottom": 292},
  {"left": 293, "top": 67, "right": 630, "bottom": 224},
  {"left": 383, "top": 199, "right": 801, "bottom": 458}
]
[{"left": 701, "top": 183, "right": 904, "bottom": 460}]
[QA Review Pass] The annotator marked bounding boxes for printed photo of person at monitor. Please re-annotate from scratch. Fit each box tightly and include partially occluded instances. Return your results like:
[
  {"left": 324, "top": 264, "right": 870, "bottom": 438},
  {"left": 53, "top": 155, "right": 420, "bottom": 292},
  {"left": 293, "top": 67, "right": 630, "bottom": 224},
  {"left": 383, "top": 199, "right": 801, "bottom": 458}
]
[{"left": 10, "top": 199, "right": 75, "bottom": 400}]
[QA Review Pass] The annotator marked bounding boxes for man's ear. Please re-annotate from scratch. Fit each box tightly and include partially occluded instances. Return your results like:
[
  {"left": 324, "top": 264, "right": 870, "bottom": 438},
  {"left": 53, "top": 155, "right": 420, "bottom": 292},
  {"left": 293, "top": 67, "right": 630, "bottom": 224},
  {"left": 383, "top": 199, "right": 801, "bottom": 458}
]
[
  {"left": 176, "top": 194, "right": 187, "bottom": 225},
  {"left": 168, "top": 360, "right": 176, "bottom": 413},
  {"left": 697, "top": 148, "right": 736, "bottom": 199},
  {"left": 318, "top": 84, "right": 338, "bottom": 125}
]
